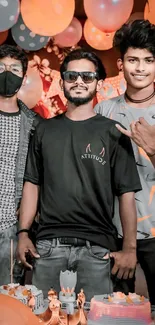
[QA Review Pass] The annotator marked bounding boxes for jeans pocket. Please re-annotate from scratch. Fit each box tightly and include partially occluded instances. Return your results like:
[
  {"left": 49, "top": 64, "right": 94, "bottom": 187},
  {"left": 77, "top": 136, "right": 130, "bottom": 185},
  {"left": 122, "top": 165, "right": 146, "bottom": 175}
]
[
  {"left": 36, "top": 240, "right": 53, "bottom": 258},
  {"left": 88, "top": 245, "right": 110, "bottom": 261}
]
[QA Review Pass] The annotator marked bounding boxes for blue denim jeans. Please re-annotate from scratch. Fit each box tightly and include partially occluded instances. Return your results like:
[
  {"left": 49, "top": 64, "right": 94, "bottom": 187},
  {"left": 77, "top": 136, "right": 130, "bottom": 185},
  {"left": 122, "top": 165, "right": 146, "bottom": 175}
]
[
  {"left": 0, "top": 224, "right": 24, "bottom": 285},
  {"left": 32, "top": 239, "right": 113, "bottom": 301}
]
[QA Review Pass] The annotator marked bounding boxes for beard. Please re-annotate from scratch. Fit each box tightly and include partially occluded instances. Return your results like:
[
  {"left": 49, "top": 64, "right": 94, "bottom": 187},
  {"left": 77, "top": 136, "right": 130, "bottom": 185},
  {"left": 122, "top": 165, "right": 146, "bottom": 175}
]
[{"left": 64, "top": 87, "right": 97, "bottom": 106}]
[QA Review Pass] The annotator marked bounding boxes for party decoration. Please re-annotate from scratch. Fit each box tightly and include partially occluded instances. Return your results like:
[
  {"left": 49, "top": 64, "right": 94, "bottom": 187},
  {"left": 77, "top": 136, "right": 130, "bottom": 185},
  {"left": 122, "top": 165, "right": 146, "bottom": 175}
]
[
  {"left": 97, "top": 72, "right": 126, "bottom": 102},
  {"left": 46, "top": 39, "right": 77, "bottom": 64},
  {"left": 54, "top": 17, "right": 82, "bottom": 48},
  {"left": 0, "top": 294, "right": 40, "bottom": 325},
  {"left": 18, "top": 67, "right": 43, "bottom": 108},
  {"left": 0, "top": 0, "right": 20, "bottom": 32},
  {"left": 29, "top": 55, "right": 51, "bottom": 81},
  {"left": 127, "top": 12, "right": 144, "bottom": 23},
  {"left": 144, "top": 0, "right": 155, "bottom": 24},
  {"left": 21, "top": 0, "right": 75, "bottom": 36},
  {"left": 11, "top": 14, "right": 49, "bottom": 51},
  {"left": 84, "top": 0, "right": 134, "bottom": 33},
  {"left": 84, "top": 19, "right": 115, "bottom": 50},
  {"left": 0, "top": 30, "right": 8, "bottom": 45}
]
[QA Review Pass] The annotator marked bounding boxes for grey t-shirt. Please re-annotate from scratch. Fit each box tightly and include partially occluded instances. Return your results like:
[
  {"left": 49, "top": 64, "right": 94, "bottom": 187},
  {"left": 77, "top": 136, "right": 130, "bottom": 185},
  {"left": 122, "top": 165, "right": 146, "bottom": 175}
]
[{"left": 95, "top": 95, "right": 155, "bottom": 240}]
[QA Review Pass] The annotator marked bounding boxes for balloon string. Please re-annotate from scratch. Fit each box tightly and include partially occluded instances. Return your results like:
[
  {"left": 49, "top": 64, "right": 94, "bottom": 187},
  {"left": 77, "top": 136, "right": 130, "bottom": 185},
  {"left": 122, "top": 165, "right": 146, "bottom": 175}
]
[{"left": 10, "top": 239, "right": 15, "bottom": 283}]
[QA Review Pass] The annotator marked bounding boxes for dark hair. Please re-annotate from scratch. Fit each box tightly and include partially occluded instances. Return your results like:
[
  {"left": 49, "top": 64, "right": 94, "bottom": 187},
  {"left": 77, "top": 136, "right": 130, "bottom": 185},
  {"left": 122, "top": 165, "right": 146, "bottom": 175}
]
[
  {"left": 0, "top": 44, "right": 28, "bottom": 75},
  {"left": 113, "top": 19, "right": 155, "bottom": 59},
  {"left": 60, "top": 48, "right": 106, "bottom": 80}
]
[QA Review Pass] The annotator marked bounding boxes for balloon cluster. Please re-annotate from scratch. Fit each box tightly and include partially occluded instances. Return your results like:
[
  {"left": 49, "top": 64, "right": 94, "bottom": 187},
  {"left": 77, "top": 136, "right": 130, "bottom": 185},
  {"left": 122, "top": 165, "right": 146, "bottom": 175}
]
[
  {"left": 84, "top": 0, "right": 134, "bottom": 33},
  {"left": 1, "top": 0, "right": 155, "bottom": 52},
  {"left": 0, "top": 0, "right": 136, "bottom": 52},
  {"left": 0, "top": 0, "right": 78, "bottom": 50},
  {"left": 83, "top": 0, "right": 134, "bottom": 50}
]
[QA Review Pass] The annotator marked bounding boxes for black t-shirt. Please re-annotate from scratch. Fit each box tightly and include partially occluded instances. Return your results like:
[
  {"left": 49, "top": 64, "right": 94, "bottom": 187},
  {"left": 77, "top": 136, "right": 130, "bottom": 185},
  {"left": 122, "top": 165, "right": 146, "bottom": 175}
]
[{"left": 24, "top": 114, "right": 141, "bottom": 250}]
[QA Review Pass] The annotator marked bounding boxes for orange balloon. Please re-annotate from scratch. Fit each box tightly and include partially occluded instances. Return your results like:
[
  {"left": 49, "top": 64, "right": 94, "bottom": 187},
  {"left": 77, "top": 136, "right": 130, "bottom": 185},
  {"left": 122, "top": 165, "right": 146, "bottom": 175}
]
[
  {"left": 0, "top": 30, "right": 8, "bottom": 45},
  {"left": 84, "top": 19, "right": 115, "bottom": 50},
  {"left": 21, "top": 0, "right": 75, "bottom": 36},
  {"left": 18, "top": 67, "right": 43, "bottom": 108},
  {"left": 144, "top": 0, "right": 155, "bottom": 24},
  {"left": 84, "top": 0, "right": 134, "bottom": 33},
  {"left": 0, "top": 294, "right": 40, "bottom": 325}
]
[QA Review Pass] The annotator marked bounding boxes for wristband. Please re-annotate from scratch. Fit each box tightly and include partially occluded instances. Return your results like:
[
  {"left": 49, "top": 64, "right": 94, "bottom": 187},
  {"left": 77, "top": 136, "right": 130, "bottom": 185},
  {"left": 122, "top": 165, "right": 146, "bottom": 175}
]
[{"left": 16, "top": 229, "right": 29, "bottom": 236}]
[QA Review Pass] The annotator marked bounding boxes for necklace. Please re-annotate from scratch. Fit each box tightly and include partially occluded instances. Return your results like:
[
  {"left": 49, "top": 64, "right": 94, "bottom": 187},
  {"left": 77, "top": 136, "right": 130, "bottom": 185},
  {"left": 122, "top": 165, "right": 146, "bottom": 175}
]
[{"left": 125, "top": 90, "right": 155, "bottom": 103}]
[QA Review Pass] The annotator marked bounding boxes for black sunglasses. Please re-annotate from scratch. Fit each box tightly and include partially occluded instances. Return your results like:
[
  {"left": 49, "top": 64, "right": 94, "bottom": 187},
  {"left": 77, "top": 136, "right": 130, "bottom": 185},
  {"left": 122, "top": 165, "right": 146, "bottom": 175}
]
[{"left": 62, "top": 71, "right": 99, "bottom": 83}]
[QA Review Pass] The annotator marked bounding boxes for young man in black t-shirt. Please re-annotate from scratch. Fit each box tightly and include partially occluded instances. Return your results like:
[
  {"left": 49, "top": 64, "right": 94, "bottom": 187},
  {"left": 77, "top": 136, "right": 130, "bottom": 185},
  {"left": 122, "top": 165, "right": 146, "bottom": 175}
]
[{"left": 17, "top": 49, "right": 141, "bottom": 301}]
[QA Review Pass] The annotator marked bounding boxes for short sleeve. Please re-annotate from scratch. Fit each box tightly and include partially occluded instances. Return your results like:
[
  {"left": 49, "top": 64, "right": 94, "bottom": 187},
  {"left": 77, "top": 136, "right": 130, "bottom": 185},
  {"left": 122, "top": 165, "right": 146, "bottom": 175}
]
[
  {"left": 111, "top": 128, "right": 142, "bottom": 196},
  {"left": 94, "top": 99, "right": 117, "bottom": 117},
  {"left": 24, "top": 123, "right": 44, "bottom": 185}
]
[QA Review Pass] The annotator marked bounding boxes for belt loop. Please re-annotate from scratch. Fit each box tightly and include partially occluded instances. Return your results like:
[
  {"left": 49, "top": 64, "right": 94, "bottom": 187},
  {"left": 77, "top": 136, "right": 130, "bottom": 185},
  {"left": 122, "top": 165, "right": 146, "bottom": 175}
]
[
  {"left": 51, "top": 238, "right": 57, "bottom": 248},
  {"left": 86, "top": 240, "right": 91, "bottom": 248}
]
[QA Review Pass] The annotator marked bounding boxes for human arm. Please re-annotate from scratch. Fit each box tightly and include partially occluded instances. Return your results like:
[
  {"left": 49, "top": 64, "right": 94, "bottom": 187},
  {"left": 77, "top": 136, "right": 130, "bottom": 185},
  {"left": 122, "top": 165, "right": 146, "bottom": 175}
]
[
  {"left": 109, "top": 128, "right": 141, "bottom": 279},
  {"left": 110, "top": 192, "right": 137, "bottom": 279},
  {"left": 17, "top": 182, "right": 40, "bottom": 269},
  {"left": 116, "top": 117, "right": 155, "bottom": 168},
  {"left": 16, "top": 123, "right": 44, "bottom": 268}
]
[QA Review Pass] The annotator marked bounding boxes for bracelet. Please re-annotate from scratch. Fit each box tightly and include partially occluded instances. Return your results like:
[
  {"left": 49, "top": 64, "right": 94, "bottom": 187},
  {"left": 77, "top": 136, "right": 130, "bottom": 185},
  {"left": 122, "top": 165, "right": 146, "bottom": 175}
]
[{"left": 16, "top": 229, "right": 29, "bottom": 236}]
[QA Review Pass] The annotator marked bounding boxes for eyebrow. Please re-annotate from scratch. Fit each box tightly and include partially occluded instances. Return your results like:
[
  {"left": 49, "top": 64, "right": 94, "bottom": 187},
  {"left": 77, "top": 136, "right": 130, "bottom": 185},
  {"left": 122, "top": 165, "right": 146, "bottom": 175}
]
[
  {"left": 127, "top": 56, "right": 154, "bottom": 59},
  {"left": 10, "top": 63, "right": 23, "bottom": 66},
  {"left": 0, "top": 62, "right": 22, "bottom": 66}
]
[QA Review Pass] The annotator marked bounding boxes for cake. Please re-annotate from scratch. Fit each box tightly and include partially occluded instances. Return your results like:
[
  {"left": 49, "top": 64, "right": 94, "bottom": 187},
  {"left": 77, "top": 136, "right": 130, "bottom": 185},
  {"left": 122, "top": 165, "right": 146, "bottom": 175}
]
[
  {"left": 0, "top": 283, "right": 48, "bottom": 314},
  {"left": 88, "top": 292, "right": 152, "bottom": 325}
]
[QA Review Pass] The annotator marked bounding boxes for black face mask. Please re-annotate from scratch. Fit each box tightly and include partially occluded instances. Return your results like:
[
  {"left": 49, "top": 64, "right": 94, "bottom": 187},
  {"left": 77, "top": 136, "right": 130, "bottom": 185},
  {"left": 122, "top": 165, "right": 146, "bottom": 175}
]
[{"left": 0, "top": 71, "right": 23, "bottom": 97}]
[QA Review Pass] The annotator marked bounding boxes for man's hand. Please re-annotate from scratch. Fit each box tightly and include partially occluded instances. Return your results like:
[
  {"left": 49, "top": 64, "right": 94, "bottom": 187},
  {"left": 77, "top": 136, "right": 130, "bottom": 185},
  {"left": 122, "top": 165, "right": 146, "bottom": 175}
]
[
  {"left": 110, "top": 250, "right": 137, "bottom": 279},
  {"left": 16, "top": 233, "right": 40, "bottom": 269},
  {"left": 116, "top": 118, "right": 155, "bottom": 156},
  {"left": 104, "top": 250, "right": 137, "bottom": 279}
]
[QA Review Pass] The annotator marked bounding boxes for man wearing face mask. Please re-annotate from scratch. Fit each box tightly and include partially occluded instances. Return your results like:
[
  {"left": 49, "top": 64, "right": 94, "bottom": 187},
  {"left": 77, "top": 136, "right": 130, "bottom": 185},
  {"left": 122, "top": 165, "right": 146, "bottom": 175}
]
[{"left": 0, "top": 44, "right": 42, "bottom": 285}]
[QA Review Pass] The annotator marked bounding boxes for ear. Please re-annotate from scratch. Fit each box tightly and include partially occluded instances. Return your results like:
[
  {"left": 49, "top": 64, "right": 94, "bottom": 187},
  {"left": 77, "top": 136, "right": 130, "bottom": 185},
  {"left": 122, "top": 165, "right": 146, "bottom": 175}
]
[
  {"left": 59, "top": 79, "right": 63, "bottom": 90},
  {"left": 117, "top": 58, "right": 123, "bottom": 72},
  {"left": 22, "top": 75, "right": 27, "bottom": 86},
  {"left": 96, "top": 79, "right": 103, "bottom": 92}
]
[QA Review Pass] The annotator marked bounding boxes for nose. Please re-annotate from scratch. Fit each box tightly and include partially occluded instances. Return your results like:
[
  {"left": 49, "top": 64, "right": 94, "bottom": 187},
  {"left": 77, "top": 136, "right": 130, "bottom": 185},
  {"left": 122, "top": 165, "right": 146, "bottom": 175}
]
[
  {"left": 3, "top": 65, "right": 11, "bottom": 72},
  {"left": 135, "top": 60, "right": 145, "bottom": 72},
  {"left": 75, "top": 75, "right": 84, "bottom": 84}
]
